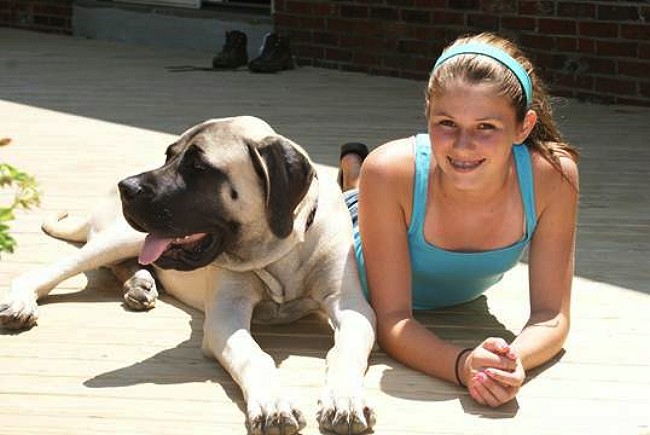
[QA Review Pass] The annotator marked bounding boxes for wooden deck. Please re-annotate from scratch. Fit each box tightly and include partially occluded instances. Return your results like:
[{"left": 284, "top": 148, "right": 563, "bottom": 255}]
[{"left": 1, "top": 28, "right": 649, "bottom": 434}]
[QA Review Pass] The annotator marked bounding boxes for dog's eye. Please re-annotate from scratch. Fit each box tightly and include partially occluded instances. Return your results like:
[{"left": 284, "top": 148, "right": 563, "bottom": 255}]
[
  {"left": 182, "top": 145, "right": 209, "bottom": 172},
  {"left": 192, "top": 160, "right": 207, "bottom": 171},
  {"left": 181, "top": 155, "right": 207, "bottom": 172},
  {"left": 230, "top": 188, "right": 238, "bottom": 200}
]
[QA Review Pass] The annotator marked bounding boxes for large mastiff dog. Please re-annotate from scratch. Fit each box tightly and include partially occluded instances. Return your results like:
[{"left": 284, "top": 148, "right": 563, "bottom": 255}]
[{"left": 1, "top": 116, "right": 376, "bottom": 434}]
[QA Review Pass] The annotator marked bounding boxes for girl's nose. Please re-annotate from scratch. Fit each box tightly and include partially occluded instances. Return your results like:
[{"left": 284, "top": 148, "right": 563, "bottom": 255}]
[{"left": 453, "top": 129, "right": 474, "bottom": 150}]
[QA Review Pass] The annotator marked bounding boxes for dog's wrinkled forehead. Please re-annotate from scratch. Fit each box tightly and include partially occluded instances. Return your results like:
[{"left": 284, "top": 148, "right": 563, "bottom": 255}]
[{"left": 169, "top": 116, "right": 276, "bottom": 163}]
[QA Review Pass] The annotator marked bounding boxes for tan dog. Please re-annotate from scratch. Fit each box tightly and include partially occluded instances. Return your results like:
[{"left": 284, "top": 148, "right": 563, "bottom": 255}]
[{"left": 0, "top": 116, "right": 376, "bottom": 434}]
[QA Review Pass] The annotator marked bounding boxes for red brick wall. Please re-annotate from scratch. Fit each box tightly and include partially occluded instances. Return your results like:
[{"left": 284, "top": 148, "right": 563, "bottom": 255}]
[
  {"left": 0, "top": 0, "right": 72, "bottom": 34},
  {"left": 275, "top": 0, "right": 650, "bottom": 106}
]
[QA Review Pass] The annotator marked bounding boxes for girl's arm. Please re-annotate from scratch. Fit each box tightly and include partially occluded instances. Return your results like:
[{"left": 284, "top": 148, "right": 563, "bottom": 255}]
[
  {"left": 459, "top": 155, "right": 579, "bottom": 407},
  {"left": 359, "top": 140, "right": 479, "bottom": 384},
  {"left": 511, "top": 154, "right": 579, "bottom": 368}
]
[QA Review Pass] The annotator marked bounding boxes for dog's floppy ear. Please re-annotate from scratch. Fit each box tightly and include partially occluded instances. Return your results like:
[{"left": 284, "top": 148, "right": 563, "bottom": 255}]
[{"left": 247, "top": 135, "right": 315, "bottom": 238}]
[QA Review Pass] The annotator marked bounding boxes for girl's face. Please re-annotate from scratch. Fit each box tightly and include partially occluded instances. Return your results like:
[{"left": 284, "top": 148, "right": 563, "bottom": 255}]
[{"left": 428, "top": 81, "right": 535, "bottom": 192}]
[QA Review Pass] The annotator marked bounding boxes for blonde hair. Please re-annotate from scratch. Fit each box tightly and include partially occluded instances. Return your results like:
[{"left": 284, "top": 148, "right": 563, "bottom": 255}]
[{"left": 426, "top": 32, "right": 579, "bottom": 180}]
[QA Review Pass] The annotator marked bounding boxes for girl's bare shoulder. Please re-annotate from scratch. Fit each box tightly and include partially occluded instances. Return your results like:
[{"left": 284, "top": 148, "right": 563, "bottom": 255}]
[
  {"left": 530, "top": 146, "right": 579, "bottom": 186},
  {"left": 530, "top": 145, "right": 579, "bottom": 213},
  {"left": 360, "top": 137, "right": 417, "bottom": 213},
  {"left": 363, "top": 137, "right": 416, "bottom": 180}
]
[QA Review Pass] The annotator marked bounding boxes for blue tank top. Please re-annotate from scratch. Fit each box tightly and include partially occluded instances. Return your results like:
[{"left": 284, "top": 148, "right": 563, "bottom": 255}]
[{"left": 353, "top": 133, "right": 537, "bottom": 309}]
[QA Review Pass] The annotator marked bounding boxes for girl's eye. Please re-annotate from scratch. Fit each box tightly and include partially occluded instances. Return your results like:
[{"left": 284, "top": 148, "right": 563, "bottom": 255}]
[
  {"left": 477, "top": 123, "right": 497, "bottom": 131},
  {"left": 438, "top": 119, "right": 455, "bottom": 128}
]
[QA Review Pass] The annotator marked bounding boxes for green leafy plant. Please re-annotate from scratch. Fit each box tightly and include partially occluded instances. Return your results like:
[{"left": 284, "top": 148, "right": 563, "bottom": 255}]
[{"left": 1, "top": 137, "right": 41, "bottom": 256}]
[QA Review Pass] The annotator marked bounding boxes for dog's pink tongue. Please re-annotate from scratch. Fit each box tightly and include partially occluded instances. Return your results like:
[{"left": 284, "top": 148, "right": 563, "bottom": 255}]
[{"left": 139, "top": 234, "right": 173, "bottom": 265}]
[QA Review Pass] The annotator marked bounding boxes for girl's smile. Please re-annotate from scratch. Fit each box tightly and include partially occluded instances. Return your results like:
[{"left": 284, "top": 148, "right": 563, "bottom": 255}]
[{"left": 447, "top": 156, "right": 487, "bottom": 172}]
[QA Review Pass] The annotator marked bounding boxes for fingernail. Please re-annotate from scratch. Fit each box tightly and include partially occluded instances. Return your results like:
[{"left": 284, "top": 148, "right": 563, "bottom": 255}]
[{"left": 474, "top": 372, "right": 487, "bottom": 383}]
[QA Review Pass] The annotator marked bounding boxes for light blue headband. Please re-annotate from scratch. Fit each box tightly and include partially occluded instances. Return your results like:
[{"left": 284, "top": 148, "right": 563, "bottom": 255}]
[{"left": 433, "top": 42, "right": 533, "bottom": 107}]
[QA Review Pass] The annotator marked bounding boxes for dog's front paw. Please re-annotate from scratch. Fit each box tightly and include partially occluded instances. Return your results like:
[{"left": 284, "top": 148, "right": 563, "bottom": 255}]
[
  {"left": 123, "top": 269, "right": 158, "bottom": 311},
  {"left": 246, "top": 398, "right": 307, "bottom": 435},
  {"left": 317, "top": 393, "right": 376, "bottom": 434},
  {"left": 0, "top": 293, "right": 38, "bottom": 330}
]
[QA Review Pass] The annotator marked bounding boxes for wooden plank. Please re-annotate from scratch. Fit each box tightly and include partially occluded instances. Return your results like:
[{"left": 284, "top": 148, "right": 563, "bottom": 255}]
[{"left": 1, "top": 28, "right": 650, "bottom": 435}]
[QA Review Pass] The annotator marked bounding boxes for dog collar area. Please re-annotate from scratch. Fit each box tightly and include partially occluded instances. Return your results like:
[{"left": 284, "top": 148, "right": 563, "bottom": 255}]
[
  {"left": 305, "top": 200, "right": 317, "bottom": 231},
  {"left": 303, "top": 172, "right": 319, "bottom": 232}
]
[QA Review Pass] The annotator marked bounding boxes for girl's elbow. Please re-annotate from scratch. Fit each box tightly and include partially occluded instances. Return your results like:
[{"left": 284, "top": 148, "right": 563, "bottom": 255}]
[
  {"left": 559, "top": 313, "right": 571, "bottom": 343},
  {"left": 374, "top": 313, "right": 410, "bottom": 351}
]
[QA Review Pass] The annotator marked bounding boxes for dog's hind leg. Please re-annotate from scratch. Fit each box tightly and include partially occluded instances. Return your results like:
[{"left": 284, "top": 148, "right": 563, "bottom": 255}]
[
  {"left": 110, "top": 259, "right": 159, "bottom": 311},
  {"left": 41, "top": 210, "right": 91, "bottom": 243},
  {"left": 42, "top": 190, "right": 124, "bottom": 244},
  {"left": 0, "top": 219, "right": 144, "bottom": 330}
]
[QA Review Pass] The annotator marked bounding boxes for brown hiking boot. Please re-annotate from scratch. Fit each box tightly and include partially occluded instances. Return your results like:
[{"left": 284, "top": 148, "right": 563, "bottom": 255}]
[
  {"left": 212, "top": 30, "right": 248, "bottom": 69},
  {"left": 248, "top": 33, "right": 295, "bottom": 73}
]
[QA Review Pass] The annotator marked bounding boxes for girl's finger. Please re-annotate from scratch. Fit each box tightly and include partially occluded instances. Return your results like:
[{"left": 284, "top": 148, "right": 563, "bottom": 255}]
[
  {"left": 471, "top": 373, "right": 501, "bottom": 407},
  {"left": 469, "top": 386, "right": 486, "bottom": 405},
  {"left": 482, "top": 337, "right": 509, "bottom": 353},
  {"left": 474, "top": 348, "right": 518, "bottom": 372},
  {"left": 482, "top": 337, "right": 517, "bottom": 359},
  {"left": 484, "top": 367, "right": 523, "bottom": 387},
  {"left": 474, "top": 371, "right": 517, "bottom": 407}
]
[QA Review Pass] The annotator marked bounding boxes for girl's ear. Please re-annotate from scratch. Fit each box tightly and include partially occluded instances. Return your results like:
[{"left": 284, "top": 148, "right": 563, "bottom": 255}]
[{"left": 515, "top": 109, "right": 538, "bottom": 143}]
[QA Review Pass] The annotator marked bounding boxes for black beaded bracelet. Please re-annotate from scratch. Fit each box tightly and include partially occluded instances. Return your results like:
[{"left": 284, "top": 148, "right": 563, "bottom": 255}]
[{"left": 454, "top": 348, "right": 473, "bottom": 388}]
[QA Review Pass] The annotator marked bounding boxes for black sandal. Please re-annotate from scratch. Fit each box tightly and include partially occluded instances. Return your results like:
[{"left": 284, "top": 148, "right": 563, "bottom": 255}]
[{"left": 337, "top": 142, "right": 369, "bottom": 189}]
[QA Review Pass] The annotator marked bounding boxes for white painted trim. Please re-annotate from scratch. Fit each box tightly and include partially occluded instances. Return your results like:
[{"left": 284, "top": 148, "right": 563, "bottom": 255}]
[{"left": 126, "top": 0, "right": 200, "bottom": 9}]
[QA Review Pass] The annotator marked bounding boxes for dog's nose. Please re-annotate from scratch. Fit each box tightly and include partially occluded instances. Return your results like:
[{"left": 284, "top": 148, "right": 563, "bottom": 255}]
[{"left": 118, "top": 177, "right": 151, "bottom": 202}]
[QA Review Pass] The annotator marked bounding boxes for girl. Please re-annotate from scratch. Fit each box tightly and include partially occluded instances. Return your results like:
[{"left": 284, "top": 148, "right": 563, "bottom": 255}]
[{"left": 340, "top": 32, "right": 580, "bottom": 407}]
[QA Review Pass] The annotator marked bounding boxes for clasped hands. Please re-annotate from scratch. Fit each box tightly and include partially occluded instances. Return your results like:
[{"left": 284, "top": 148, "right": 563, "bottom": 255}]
[{"left": 459, "top": 337, "right": 524, "bottom": 407}]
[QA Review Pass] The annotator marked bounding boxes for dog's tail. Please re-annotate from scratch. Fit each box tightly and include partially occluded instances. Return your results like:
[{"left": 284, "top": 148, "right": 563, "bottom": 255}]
[{"left": 41, "top": 211, "right": 90, "bottom": 243}]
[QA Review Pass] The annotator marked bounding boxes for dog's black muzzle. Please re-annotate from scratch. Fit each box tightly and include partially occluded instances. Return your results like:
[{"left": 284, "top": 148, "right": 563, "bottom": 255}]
[{"left": 118, "top": 171, "right": 236, "bottom": 271}]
